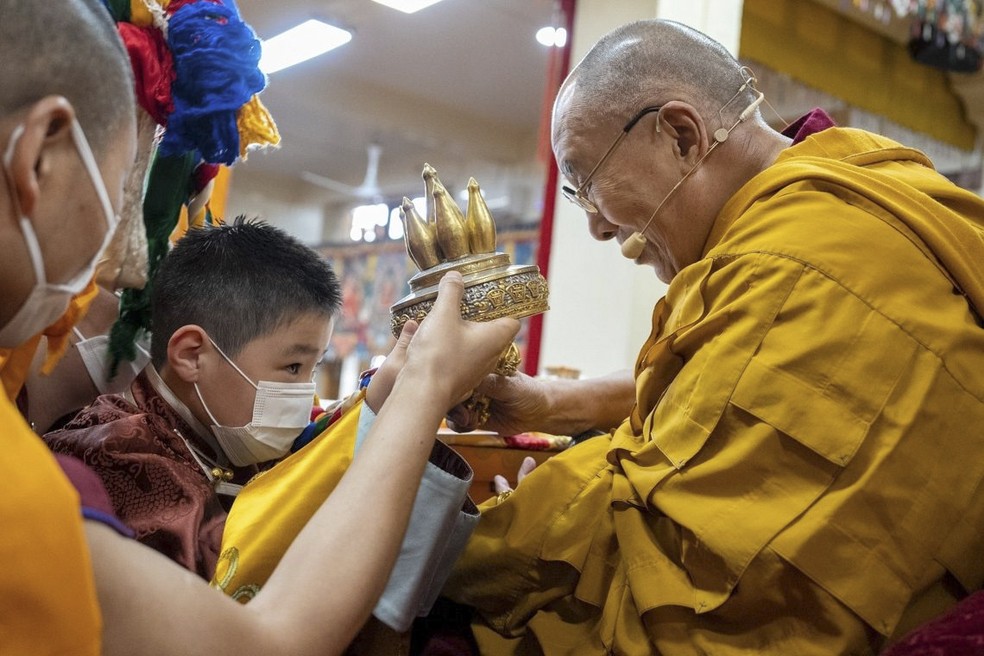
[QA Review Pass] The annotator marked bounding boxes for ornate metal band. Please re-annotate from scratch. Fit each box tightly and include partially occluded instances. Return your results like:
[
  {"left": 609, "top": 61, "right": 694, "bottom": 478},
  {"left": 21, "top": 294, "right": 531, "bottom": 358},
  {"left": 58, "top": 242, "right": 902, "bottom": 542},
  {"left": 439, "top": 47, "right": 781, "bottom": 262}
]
[{"left": 390, "top": 269, "right": 549, "bottom": 337}]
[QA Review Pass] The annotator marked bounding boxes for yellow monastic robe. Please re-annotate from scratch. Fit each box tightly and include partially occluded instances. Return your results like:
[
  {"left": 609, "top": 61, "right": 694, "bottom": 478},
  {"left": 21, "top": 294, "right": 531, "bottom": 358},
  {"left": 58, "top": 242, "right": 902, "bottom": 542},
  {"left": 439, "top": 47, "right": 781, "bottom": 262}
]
[
  {"left": 0, "top": 389, "right": 103, "bottom": 655},
  {"left": 446, "top": 128, "right": 984, "bottom": 655}
]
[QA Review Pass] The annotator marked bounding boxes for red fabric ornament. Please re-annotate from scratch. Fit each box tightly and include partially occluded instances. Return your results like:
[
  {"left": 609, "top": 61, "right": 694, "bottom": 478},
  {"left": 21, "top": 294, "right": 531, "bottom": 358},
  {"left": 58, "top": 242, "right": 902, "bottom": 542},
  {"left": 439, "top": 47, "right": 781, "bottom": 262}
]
[
  {"left": 117, "top": 22, "right": 175, "bottom": 126},
  {"left": 192, "top": 162, "right": 221, "bottom": 195},
  {"left": 165, "top": 0, "right": 221, "bottom": 15}
]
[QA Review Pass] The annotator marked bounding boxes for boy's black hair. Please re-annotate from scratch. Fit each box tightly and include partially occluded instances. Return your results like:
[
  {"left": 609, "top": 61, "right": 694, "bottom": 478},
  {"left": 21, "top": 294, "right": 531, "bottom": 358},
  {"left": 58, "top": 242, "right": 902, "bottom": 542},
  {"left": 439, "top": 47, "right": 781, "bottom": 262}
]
[{"left": 150, "top": 217, "right": 341, "bottom": 367}]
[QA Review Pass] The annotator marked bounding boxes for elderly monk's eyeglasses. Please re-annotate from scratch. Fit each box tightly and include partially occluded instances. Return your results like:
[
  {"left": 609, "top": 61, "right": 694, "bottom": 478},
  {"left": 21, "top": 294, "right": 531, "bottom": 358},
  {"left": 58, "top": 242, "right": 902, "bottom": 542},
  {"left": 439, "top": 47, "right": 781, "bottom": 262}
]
[{"left": 561, "top": 105, "right": 663, "bottom": 214}]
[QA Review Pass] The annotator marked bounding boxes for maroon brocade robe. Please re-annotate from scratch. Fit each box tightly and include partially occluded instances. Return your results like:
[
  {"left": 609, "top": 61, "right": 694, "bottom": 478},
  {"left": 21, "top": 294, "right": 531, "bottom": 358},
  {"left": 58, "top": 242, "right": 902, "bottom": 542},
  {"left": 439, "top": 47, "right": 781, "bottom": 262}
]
[{"left": 43, "top": 367, "right": 252, "bottom": 579}]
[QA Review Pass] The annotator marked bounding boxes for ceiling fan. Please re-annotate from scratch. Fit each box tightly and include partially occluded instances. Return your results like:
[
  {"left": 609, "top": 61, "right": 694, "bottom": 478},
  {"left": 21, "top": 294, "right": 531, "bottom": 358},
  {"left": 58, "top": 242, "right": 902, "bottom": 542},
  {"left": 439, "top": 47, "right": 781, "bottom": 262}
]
[{"left": 302, "top": 143, "right": 385, "bottom": 200}]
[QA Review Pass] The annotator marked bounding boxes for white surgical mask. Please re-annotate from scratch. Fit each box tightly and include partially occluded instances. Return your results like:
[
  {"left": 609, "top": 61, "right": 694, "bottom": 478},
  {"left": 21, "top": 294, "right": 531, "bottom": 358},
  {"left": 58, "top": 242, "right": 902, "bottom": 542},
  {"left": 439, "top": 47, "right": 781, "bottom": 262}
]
[
  {"left": 0, "top": 120, "right": 118, "bottom": 348},
  {"left": 74, "top": 327, "right": 151, "bottom": 395},
  {"left": 194, "top": 337, "right": 315, "bottom": 467}
]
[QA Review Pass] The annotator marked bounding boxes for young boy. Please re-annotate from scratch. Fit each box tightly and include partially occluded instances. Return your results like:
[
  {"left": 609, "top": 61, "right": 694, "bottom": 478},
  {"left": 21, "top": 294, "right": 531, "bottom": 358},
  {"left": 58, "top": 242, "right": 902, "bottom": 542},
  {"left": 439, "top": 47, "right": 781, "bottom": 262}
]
[{"left": 45, "top": 217, "right": 341, "bottom": 578}]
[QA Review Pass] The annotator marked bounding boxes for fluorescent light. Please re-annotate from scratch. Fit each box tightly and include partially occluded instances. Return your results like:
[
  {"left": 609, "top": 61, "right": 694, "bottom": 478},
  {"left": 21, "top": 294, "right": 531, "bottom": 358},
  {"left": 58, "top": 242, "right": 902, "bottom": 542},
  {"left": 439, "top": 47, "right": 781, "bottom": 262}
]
[
  {"left": 371, "top": 0, "right": 446, "bottom": 14},
  {"left": 536, "top": 26, "right": 567, "bottom": 48},
  {"left": 260, "top": 19, "right": 352, "bottom": 75}
]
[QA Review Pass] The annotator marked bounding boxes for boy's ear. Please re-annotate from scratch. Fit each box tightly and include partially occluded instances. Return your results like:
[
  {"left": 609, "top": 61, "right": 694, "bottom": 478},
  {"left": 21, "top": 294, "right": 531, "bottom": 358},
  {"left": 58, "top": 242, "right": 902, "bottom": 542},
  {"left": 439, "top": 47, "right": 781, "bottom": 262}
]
[{"left": 167, "top": 325, "right": 208, "bottom": 383}]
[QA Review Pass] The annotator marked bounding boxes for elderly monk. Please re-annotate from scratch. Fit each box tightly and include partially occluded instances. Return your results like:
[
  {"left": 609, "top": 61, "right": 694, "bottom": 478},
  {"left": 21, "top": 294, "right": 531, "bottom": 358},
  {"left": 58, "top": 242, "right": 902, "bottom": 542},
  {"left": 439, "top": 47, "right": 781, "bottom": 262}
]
[
  {"left": 0, "top": 2, "right": 518, "bottom": 654},
  {"left": 444, "top": 19, "right": 984, "bottom": 655}
]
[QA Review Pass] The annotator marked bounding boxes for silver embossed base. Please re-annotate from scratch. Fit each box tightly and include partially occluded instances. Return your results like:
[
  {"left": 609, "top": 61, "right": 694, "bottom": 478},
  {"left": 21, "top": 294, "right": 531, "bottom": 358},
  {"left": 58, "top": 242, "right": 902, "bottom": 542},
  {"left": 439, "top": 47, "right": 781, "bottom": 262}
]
[{"left": 390, "top": 254, "right": 549, "bottom": 338}]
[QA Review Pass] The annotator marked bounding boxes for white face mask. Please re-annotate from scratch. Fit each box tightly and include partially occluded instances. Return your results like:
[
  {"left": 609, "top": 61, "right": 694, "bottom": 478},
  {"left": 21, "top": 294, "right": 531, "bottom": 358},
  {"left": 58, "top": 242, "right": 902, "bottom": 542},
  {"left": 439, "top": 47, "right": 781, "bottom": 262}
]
[
  {"left": 74, "top": 327, "right": 151, "bottom": 395},
  {"left": 194, "top": 337, "right": 315, "bottom": 467},
  {"left": 0, "top": 120, "right": 118, "bottom": 348}
]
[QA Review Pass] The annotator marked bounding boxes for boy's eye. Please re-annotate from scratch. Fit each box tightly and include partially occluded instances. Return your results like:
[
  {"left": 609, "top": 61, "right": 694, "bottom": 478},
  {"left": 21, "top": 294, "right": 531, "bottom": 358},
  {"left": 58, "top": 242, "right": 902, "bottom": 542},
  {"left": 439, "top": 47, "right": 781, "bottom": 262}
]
[{"left": 286, "top": 363, "right": 301, "bottom": 375}]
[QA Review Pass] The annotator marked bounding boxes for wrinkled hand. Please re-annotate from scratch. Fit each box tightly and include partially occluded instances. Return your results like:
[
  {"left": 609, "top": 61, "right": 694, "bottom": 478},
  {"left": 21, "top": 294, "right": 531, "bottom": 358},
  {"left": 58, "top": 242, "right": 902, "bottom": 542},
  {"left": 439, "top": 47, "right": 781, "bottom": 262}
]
[
  {"left": 403, "top": 271, "right": 520, "bottom": 410},
  {"left": 446, "top": 371, "right": 549, "bottom": 436},
  {"left": 492, "top": 456, "right": 537, "bottom": 495},
  {"left": 365, "top": 320, "right": 417, "bottom": 414}
]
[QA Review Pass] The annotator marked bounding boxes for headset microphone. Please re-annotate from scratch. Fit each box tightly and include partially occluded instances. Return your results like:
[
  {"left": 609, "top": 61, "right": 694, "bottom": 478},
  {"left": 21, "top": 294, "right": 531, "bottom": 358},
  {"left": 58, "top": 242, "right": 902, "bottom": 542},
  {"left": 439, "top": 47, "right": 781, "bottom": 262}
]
[
  {"left": 619, "top": 89, "right": 765, "bottom": 261},
  {"left": 620, "top": 231, "right": 648, "bottom": 259}
]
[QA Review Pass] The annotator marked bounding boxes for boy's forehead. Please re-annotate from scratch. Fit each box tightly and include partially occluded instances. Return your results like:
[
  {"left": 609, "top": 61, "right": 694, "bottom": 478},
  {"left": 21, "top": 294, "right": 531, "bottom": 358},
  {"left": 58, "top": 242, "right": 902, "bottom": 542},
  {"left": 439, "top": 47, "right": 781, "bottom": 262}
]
[{"left": 262, "top": 314, "right": 334, "bottom": 351}]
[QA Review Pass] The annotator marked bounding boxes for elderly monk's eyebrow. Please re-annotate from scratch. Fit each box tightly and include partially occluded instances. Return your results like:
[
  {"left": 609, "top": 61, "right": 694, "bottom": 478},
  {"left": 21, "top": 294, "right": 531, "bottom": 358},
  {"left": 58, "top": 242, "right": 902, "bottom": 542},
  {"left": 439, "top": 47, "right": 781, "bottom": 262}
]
[{"left": 561, "top": 160, "right": 577, "bottom": 183}]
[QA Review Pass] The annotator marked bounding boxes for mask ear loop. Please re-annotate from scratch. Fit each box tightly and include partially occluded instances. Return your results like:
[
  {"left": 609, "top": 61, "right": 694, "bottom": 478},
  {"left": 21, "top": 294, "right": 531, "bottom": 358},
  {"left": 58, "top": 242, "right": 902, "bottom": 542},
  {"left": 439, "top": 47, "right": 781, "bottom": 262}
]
[
  {"left": 194, "top": 382, "right": 224, "bottom": 427},
  {"left": 208, "top": 336, "right": 260, "bottom": 390},
  {"left": 2, "top": 125, "right": 48, "bottom": 289}
]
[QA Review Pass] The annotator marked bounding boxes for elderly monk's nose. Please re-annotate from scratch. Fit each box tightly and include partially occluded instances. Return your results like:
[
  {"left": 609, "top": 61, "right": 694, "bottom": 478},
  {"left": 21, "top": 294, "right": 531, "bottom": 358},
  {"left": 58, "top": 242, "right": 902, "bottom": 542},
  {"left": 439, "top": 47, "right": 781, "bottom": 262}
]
[{"left": 587, "top": 212, "right": 619, "bottom": 242}]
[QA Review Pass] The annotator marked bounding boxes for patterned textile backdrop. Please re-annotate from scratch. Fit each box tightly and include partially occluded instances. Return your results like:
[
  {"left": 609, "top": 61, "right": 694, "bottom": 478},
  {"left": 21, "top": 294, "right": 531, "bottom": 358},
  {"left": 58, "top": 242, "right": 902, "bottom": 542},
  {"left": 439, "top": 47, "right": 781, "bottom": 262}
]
[{"left": 316, "top": 229, "right": 540, "bottom": 396}]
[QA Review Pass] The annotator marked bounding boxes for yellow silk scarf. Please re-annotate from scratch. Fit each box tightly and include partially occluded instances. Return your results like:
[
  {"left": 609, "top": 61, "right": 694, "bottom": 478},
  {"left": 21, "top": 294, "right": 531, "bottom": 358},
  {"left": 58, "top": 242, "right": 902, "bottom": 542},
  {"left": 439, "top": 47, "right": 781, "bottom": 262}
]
[{"left": 212, "top": 394, "right": 364, "bottom": 599}]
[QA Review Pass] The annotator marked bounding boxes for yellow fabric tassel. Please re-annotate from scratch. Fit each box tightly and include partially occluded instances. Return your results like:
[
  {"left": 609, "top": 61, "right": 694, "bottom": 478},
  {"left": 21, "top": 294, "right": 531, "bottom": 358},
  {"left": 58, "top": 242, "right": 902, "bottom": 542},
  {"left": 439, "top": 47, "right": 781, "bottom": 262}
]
[
  {"left": 170, "top": 205, "right": 190, "bottom": 244},
  {"left": 0, "top": 278, "right": 99, "bottom": 398},
  {"left": 129, "top": 0, "right": 171, "bottom": 28},
  {"left": 236, "top": 95, "right": 280, "bottom": 159}
]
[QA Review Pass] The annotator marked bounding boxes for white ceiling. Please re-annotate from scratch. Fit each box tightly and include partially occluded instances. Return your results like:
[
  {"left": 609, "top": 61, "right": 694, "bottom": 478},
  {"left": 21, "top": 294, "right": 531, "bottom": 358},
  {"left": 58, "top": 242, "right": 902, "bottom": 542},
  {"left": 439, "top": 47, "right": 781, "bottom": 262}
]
[
  {"left": 231, "top": 0, "right": 984, "bottom": 212},
  {"left": 234, "top": 0, "right": 558, "bottom": 201}
]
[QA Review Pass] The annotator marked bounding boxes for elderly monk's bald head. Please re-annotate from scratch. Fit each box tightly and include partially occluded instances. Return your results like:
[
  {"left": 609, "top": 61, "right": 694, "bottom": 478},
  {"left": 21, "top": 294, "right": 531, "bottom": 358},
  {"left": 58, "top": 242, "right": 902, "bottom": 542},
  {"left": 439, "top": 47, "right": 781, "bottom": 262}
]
[
  {"left": 553, "top": 20, "right": 756, "bottom": 154},
  {"left": 550, "top": 20, "right": 789, "bottom": 282}
]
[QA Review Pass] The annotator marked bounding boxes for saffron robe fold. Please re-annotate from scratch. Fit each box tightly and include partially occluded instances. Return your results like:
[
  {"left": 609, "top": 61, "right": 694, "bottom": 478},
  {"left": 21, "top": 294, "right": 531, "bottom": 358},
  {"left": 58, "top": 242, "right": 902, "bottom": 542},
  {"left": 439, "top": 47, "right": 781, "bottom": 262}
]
[
  {"left": 0, "top": 389, "right": 103, "bottom": 656},
  {"left": 446, "top": 128, "right": 984, "bottom": 655}
]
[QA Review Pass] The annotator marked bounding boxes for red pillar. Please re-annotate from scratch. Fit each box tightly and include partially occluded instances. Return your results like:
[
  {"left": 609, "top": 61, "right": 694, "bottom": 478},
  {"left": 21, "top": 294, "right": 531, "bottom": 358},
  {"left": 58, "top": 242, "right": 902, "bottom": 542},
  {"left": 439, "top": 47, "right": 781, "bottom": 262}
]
[{"left": 525, "top": 0, "right": 576, "bottom": 376}]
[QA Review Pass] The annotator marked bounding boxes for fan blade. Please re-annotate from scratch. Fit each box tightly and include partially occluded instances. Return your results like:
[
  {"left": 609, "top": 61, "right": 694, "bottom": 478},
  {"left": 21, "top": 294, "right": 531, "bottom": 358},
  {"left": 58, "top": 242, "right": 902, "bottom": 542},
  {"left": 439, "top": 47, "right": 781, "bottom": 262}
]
[
  {"left": 301, "top": 171, "right": 362, "bottom": 195},
  {"left": 361, "top": 143, "right": 382, "bottom": 190}
]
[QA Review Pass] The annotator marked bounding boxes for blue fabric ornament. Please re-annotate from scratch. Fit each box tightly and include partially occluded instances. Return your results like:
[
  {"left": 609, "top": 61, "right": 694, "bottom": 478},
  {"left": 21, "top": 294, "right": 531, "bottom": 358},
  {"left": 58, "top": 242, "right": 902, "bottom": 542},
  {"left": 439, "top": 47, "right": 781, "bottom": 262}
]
[{"left": 162, "top": 0, "right": 267, "bottom": 165}]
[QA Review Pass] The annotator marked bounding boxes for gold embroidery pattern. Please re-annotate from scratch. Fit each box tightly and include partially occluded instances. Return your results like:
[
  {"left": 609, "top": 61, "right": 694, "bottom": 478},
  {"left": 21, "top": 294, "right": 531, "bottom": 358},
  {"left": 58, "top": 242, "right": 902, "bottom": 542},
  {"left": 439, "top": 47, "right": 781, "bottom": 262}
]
[{"left": 211, "top": 546, "right": 262, "bottom": 602}]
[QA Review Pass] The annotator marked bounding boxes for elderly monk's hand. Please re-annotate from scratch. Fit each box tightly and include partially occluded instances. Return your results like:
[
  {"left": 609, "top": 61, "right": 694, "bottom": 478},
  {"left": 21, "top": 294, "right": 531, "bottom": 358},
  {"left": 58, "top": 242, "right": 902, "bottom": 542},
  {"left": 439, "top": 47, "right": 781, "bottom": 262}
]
[
  {"left": 446, "top": 371, "right": 549, "bottom": 436},
  {"left": 365, "top": 320, "right": 417, "bottom": 414},
  {"left": 404, "top": 272, "right": 520, "bottom": 411}
]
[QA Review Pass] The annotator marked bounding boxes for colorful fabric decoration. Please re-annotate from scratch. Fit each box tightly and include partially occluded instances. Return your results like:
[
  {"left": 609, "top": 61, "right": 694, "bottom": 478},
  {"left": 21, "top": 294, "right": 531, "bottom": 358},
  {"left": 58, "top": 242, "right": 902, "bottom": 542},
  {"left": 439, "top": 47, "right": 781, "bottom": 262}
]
[
  {"left": 99, "top": 0, "right": 280, "bottom": 371},
  {"left": 108, "top": 152, "right": 197, "bottom": 368},
  {"left": 0, "top": 279, "right": 100, "bottom": 399},
  {"left": 162, "top": 0, "right": 267, "bottom": 165}
]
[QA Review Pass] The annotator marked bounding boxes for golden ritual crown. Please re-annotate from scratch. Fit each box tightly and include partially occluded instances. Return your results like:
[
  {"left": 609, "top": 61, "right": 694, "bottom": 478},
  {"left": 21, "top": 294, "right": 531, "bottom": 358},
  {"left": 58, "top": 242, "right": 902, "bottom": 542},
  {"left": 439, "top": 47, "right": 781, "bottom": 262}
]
[{"left": 390, "top": 164, "right": 549, "bottom": 342}]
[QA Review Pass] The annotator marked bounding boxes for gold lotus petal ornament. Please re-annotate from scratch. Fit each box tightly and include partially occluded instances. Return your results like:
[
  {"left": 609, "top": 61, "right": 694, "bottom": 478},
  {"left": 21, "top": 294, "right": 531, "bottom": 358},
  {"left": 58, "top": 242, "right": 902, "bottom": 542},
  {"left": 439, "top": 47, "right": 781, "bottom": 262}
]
[
  {"left": 423, "top": 163, "right": 438, "bottom": 225},
  {"left": 390, "top": 166, "right": 549, "bottom": 427},
  {"left": 399, "top": 197, "right": 440, "bottom": 270},
  {"left": 432, "top": 176, "right": 471, "bottom": 261},
  {"left": 465, "top": 177, "right": 497, "bottom": 254}
]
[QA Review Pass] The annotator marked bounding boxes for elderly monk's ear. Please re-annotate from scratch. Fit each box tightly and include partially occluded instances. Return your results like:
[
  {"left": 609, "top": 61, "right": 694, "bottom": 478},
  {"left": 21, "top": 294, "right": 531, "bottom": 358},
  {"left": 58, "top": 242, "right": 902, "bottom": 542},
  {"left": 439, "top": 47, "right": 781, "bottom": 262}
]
[
  {"left": 4, "top": 96, "right": 76, "bottom": 217},
  {"left": 166, "top": 325, "right": 208, "bottom": 383},
  {"left": 654, "top": 102, "right": 706, "bottom": 166}
]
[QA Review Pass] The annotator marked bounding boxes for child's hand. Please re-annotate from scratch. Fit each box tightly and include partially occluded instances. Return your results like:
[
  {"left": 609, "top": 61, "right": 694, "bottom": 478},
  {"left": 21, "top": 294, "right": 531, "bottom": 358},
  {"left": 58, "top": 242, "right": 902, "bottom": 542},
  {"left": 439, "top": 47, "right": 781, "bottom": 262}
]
[
  {"left": 365, "top": 320, "right": 417, "bottom": 414},
  {"left": 402, "top": 271, "right": 519, "bottom": 410}
]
